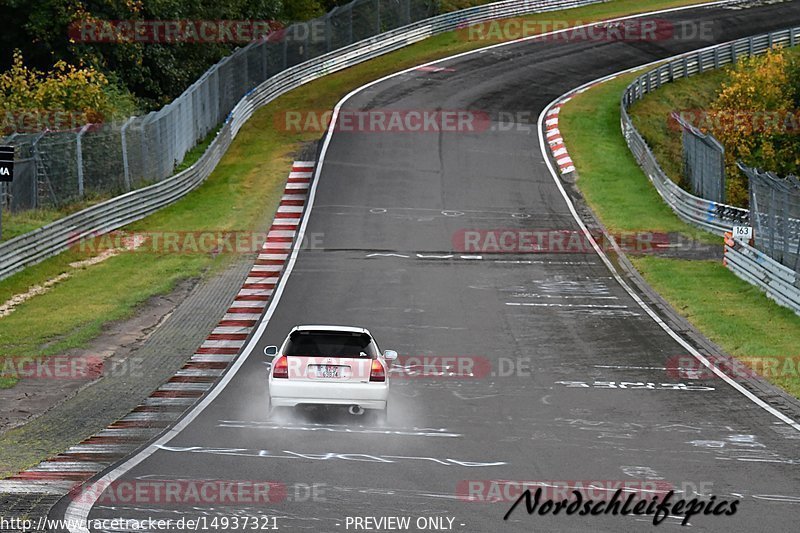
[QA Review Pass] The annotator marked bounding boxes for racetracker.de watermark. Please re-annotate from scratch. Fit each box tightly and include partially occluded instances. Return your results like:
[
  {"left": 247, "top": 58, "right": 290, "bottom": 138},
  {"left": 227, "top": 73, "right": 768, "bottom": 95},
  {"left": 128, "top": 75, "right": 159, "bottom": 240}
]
[
  {"left": 457, "top": 480, "right": 676, "bottom": 502},
  {"left": 276, "top": 109, "right": 493, "bottom": 133},
  {"left": 0, "top": 355, "right": 145, "bottom": 380},
  {"left": 452, "top": 229, "right": 676, "bottom": 254},
  {"left": 67, "top": 230, "right": 326, "bottom": 254},
  {"left": 67, "top": 19, "right": 327, "bottom": 44},
  {"left": 1, "top": 109, "right": 101, "bottom": 135},
  {"left": 70, "top": 480, "right": 286, "bottom": 504},
  {"left": 666, "top": 354, "right": 800, "bottom": 381},
  {"left": 669, "top": 109, "right": 800, "bottom": 133},
  {"left": 276, "top": 355, "right": 532, "bottom": 380},
  {"left": 459, "top": 19, "right": 715, "bottom": 43}
]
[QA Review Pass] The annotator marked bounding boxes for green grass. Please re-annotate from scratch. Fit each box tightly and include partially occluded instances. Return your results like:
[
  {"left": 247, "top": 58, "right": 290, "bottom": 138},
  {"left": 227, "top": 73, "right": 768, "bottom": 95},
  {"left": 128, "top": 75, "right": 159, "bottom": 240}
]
[
  {"left": 175, "top": 126, "right": 221, "bottom": 173},
  {"left": 0, "top": 0, "right": 716, "bottom": 390},
  {"left": 560, "top": 73, "right": 717, "bottom": 242},
  {"left": 631, "top": 257, "right": 800, "bottom": 398},
  {"left": 0, "top": 196, "right": 117, "bottom": 242},
  {"left": 560, "top": 67, "right": 800, "bottom": 398}
]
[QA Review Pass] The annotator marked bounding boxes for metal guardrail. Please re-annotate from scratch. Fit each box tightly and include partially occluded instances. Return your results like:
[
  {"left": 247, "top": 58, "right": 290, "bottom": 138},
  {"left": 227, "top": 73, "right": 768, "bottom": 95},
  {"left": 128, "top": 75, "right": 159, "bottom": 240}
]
[
  {"left": 740, "top": 163, "right": 800, "bottom": 272},
  {"left": 724, "top": 232, "right": 800, "bottom": 315},
  {"left": 620, "top": 29, "right": 800, "bottom": 234},
  {"left": 620, "top": 26, "right": 800, "bottom": 316},
  {"left": 0, "top": 0, "right": 609, "bottom": 282}
]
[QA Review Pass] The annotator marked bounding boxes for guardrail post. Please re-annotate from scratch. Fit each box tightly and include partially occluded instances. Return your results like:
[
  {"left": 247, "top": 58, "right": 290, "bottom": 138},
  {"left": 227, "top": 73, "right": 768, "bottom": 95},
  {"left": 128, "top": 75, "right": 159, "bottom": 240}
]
[
  {"left": 31, "top": 132, "right": 44, "bottom": 208},
  {"left": 731, "top": 43, "right": 736, "bottom": 64},
  {"left": 697, "top": 51, "right": 703, "bottom": 74},
  {"left": 302, "top": 27, "right": 309, "bottom": 62},
  {"left": 325, "top": 13, "right": 332, "bottom": 52},
  {"left": 262, "top": 37, "right": 269, "bottom": 76},
  {"left": 682, "top": 57, "right": 688, "bottom": 78},
  {"left": 120, "top": 116, "right": 135, "bottom": 192},
  {"left": 668, "top": 61, "right": 674, "bottom": 82},
  {"left": 749, "top": 36, "right": 754, "bottom": 56},
  {"left": 348, "top": 3, "right": 354, "bottom": 45},
  {"left": 76, "top": 124, "right": 91, "bottom": 199},
  {"left": 714, "top": 47, "right": 720, "bottom": 69},
  {"left": 792, "top": 29, "right": 797, "bottom": 47},
  {"left": 0, "top": 177, "right": 5, "bottom": 240},
  {"left": 768, "top": 32, "right": 773, "bottom": 48}
]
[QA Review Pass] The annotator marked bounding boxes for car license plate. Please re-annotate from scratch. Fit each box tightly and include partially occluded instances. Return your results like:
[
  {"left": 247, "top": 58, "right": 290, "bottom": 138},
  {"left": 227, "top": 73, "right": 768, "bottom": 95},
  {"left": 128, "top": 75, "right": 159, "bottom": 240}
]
[{"left": 319, "top": 365, "right": 340, "bottom": 378}]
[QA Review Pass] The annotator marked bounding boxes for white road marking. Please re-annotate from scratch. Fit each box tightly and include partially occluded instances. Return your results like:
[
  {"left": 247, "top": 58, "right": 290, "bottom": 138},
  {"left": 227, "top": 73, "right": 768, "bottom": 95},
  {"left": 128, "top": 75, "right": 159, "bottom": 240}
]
[
  {"left": 155, "top": 446, "right": 506, "bottom": 467},
  {"left": 507, "top": 302, "right": 628, "bottom": 308},
  {"left": 216, "top": 421, "right": 461, "bottom": 438}
]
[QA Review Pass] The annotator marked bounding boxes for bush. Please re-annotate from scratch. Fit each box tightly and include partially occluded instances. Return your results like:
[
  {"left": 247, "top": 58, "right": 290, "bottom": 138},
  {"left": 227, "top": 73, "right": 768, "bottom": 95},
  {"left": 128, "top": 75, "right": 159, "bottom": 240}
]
[{"left": 0, "top": 50, "right": 136, "bottom": 134}]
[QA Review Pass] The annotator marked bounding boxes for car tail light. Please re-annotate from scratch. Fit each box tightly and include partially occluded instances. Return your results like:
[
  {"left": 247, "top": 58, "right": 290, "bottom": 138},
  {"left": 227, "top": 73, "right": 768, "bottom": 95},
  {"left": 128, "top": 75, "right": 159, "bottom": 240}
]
[
  {"left": 369, "top": 359, "right": 385, "bottom": 382},
  {"left": 273, "top": 356, "right": 289, "bottom": 379}
]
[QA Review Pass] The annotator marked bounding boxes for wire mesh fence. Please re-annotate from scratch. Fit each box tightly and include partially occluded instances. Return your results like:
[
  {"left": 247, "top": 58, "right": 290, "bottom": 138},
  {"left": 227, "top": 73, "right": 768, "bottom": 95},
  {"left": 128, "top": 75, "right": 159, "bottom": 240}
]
[
  {"left": 740, "top": 164, "right": 800, "bottom": 275},
  {"left": 0, "top": 0, "right": 439, "bottom": 213},
  {"left": 673, "top": 112, "right": 726, "bottom": 204}
]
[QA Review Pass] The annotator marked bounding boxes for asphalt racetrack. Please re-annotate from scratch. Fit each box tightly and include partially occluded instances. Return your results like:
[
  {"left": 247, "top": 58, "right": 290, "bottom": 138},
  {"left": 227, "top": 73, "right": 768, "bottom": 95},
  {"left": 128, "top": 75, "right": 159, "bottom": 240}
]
[{"left": 52, "top": 1, "right": 800, "bottom": 531}]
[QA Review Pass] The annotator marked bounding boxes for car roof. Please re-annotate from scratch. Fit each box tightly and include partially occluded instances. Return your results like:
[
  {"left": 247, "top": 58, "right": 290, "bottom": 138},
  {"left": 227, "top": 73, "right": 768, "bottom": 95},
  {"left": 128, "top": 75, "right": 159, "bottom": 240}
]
[{"left": 291, "top": 325, "right": 371, "bottom": 335}]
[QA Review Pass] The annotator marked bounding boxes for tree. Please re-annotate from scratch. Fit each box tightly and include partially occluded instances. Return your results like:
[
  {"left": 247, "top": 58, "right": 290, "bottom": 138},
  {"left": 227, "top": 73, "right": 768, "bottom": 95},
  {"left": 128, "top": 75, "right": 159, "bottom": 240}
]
[
  {"left": 1, "top": 0, "right": 284, "bottom": 108},
  {"left": 710, "top": 47, "right": 799, "bottom": 206}
]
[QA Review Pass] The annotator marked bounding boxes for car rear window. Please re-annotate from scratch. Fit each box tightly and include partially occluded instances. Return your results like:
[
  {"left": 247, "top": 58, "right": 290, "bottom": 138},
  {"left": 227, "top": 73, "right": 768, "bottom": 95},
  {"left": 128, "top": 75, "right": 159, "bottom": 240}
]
[{"left": 284, "top": 331, "right": 377, "bottom": 358}]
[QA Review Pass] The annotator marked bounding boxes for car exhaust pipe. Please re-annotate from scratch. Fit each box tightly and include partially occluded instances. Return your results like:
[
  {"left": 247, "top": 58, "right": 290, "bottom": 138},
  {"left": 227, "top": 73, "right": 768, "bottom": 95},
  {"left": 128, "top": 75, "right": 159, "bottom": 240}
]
[{"left": 348, "top": 405, "right": 365, "bottom": 416}]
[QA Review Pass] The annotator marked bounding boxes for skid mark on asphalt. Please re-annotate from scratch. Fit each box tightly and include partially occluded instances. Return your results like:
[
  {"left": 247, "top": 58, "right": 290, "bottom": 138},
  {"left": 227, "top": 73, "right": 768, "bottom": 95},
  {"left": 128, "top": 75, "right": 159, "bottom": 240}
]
[
  {"left": 687, "top": 433, "right": 800, "bottom": 464},
  {"left": 555, "top": 380, "right": 715, "bottom": 391},
  {"left": 501, "top": 277, "right": 643, "bottom": 316},
  {"left": 215, "top": 420, "right": 461, "bottom": 438},
  {"left": 621, "top": 466, "right": 665, "bottom": 480},
  {"left": 155, "top": 446, "right": 507, "bottom": 467}
]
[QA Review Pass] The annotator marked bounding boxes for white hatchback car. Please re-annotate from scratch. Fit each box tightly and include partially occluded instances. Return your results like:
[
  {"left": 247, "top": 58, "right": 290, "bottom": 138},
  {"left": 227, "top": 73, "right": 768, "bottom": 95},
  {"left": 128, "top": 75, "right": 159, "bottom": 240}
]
[{"left": 266, "top": 325, "right": 397, "bottom": 423}]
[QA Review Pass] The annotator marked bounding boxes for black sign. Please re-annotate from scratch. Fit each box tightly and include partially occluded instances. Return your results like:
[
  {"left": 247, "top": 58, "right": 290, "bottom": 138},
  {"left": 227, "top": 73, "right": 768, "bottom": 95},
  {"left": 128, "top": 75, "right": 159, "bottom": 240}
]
[{"left": 0, "top": 146, "right": 13, "bottom": 182}]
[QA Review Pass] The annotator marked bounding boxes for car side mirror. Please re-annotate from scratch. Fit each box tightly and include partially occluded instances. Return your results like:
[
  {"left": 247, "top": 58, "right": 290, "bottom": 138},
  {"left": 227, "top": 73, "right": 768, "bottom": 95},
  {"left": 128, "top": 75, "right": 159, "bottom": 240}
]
[
  {"left": 264, "top": 345, "right": 278, "bottom": 358},
  {"left": 384, "top": 350, "right": 398, "bottom": 361}
]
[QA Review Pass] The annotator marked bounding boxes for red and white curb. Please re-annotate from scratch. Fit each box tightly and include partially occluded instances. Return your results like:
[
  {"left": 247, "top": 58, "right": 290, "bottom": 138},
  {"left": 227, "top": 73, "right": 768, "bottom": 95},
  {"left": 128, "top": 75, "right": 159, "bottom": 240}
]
[
  {"left": 0, "top": 161, "right": 315, "bottom": 496},
  {"left": 544, "top": 79, "right": 613, "bottom": 175}
]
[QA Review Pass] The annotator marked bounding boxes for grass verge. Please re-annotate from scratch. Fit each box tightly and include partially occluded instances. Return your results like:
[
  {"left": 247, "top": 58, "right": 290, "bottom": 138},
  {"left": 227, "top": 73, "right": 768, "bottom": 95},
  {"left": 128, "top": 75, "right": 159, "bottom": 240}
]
[
  {"left": 559, "top": 69, "right": 800, "bottom": 398},
  {"left": 0, "top": 0, "right": 715, "bottom": 389}
]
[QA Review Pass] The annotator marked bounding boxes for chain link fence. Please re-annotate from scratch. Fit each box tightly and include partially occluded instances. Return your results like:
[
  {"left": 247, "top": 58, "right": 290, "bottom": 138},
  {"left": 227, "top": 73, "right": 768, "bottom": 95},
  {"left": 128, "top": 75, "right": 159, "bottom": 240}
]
[
  {"left": 739, "top": 164, "right": 800, "bottom": 274},
  {"left": 672, "top": 112, "right": 726, "bottom": 204},
  {"left": 0, "top": 0, "right": 439, "bottom": 213}
]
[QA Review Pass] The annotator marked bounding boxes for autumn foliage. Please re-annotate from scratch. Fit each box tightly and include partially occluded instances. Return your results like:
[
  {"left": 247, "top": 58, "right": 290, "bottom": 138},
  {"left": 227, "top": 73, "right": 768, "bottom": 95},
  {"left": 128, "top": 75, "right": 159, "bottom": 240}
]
[
  {"left": 708, "top": 47, "right": 800, "bottom": 206},
  {"left": 0, "top": 50, "right": 119, "bottom": 134}
]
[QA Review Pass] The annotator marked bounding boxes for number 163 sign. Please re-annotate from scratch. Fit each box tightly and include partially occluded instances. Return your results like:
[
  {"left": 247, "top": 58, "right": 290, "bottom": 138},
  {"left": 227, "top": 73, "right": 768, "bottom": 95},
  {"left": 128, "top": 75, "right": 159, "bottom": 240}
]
[{"left": 733, "top": 226, "right": 753, "bottom": 243}]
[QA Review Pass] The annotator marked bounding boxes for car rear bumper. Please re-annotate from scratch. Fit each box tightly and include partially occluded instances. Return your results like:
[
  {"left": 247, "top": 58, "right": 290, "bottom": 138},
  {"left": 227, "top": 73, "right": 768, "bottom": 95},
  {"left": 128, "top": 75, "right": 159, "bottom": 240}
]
[{"left": 269, "top": 379, "right": 388, "bottom": 410}]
